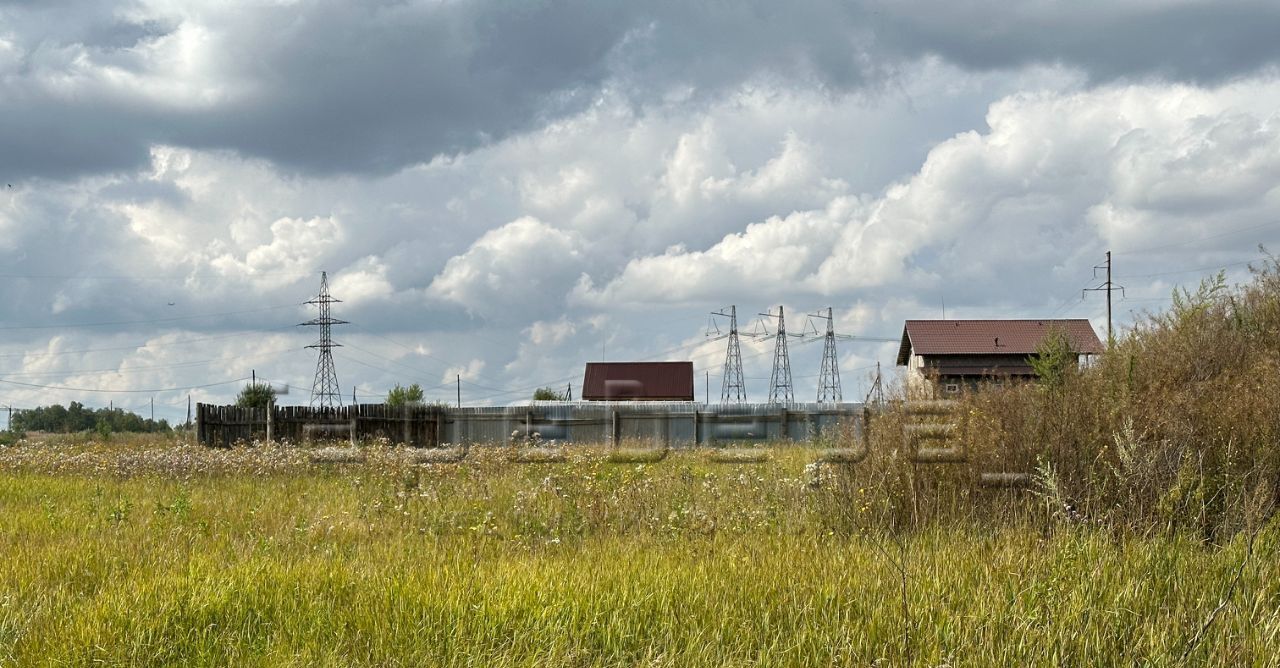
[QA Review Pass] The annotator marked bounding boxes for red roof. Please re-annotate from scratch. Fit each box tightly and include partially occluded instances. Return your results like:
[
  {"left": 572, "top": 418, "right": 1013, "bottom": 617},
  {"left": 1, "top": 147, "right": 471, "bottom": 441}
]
[
  {"left": 896, "top": 319, "right": 1103, "bottom": 365},
  {"left": 582, "top": 362, "right": 695, "bottom": 401}
]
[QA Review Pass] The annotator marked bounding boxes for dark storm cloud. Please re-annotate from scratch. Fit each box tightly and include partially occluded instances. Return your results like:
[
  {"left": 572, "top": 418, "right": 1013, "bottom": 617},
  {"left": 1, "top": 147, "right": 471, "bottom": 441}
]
[
  {"left": 873, "top": 1, "right": 1280, "bottom": 84},
  {"left": 3, "top": 0, "right": 1280, "bottom": 182}
]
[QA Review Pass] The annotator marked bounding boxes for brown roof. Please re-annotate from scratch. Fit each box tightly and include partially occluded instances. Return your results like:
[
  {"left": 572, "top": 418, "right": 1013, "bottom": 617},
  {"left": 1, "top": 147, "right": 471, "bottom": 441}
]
[
  {"left": 581, "top": 361, "right": 695, "bottom": 401},
  {"left": 896, "top": 319, "right": 1103, "bottom": 365}
]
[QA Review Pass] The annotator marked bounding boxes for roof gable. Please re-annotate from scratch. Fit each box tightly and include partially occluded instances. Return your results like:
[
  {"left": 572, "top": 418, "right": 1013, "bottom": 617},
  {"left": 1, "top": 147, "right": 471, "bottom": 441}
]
[{"left": 896, "top": 319, "right": 1104, "bottom": 364}]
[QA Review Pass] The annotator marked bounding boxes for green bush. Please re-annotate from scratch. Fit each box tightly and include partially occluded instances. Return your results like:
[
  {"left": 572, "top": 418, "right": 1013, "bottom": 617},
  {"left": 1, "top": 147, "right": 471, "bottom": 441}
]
[
  {"left": 386, "top": 383, "right": 424, "bottom": 406},
  {"left": 235, "top": 383, "right": 275, "bottom": 409}
]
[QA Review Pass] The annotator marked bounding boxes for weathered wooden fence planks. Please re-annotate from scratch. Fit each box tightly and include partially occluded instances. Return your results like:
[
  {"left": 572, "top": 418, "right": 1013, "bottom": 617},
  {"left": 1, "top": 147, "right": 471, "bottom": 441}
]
[{"left": 196, "top": 403, "right": 441, "bottom": 447}]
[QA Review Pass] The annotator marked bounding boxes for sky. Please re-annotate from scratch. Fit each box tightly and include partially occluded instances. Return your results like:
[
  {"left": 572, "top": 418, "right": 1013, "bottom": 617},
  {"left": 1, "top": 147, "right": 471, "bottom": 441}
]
[{"left": 3, "top": 0, "right": 1280, "bottom": 423}]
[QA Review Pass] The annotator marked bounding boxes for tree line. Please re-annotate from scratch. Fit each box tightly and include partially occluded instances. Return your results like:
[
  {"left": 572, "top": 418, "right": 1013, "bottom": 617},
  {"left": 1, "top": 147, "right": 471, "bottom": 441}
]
[{"left": 11, "top": 402, "right": 171, "bottom": 434}]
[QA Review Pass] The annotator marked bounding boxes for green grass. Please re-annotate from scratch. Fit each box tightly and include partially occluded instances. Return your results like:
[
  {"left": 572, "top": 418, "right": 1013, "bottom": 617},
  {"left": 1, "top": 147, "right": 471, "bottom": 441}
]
[{"left": 1, "top": 437, "right": 1277, "bottom": 666}]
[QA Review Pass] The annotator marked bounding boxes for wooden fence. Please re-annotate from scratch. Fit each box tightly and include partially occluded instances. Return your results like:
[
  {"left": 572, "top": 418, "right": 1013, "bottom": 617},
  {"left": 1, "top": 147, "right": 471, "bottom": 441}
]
[{"left": 196, "top": 403, "right": 442, "bottom": 447}]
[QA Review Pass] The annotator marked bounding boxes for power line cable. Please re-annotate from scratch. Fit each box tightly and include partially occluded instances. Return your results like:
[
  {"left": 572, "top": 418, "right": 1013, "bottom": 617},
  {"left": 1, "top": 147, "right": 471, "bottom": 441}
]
[
  {"left": 1115, "top": 256, "right": 1265, "bottom": 280},
  {"left": 0, "top": 304, "right": 299, "bottom": 331},
  {"left": 0, "top": 345, "right": 298, "bottom": 379},
  {"left": 346, "top": 323, "right": 564, "bottom": 388},
  {"left": 0, "top": 376, "right": 252, "bottom": 394},
  {"left": 0, "top": 326, "right": 297, "bottom": 359},
  {"left": 1114, "top": 220, "right": 1280, "bottom": 255},
  {"left": 465, "top": 330, "right": 828, "bottom": 404},
  {"left": 333, "top": 352, "right": 455, "bottom": 391},
  {"left": 0, "top": 269, "right": 316, "bottom": 281}
]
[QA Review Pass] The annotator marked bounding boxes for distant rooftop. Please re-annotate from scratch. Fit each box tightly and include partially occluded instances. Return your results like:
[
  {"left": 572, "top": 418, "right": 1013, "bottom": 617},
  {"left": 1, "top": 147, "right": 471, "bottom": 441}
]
[
  {"left": 896, "top": 319, "right": 1104, "bottom": 365},
  {"left": 581, "top": 361, "right": 695, "bottom": 401}
]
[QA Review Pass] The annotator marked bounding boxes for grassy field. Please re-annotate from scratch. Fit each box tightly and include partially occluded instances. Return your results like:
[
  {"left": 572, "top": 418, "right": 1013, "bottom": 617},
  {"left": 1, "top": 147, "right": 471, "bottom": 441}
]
[{"left": 2, "top": 436, "right": 1277, "bottom": 666}]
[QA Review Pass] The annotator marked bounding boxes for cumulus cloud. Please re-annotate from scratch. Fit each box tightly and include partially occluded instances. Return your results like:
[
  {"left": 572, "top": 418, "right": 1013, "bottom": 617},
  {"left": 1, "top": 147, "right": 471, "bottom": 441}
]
[
  {"left": 4, "top": 0, "right": 1280, "bottom": 181},
  {"left": 581, "top": 78, "right": 1280, "bottom": 315},
  {"left": 427, "top": 217, "right": 587, "bottom": 320},
  {"left": 441, "top": 359, "right": 487, "bottom": 385},
  {"left": 6, "top": 2, "right": 1280, "bottom": 416},
  {"left": 331, "top": 257, "right": 394, "bottom": 305}
]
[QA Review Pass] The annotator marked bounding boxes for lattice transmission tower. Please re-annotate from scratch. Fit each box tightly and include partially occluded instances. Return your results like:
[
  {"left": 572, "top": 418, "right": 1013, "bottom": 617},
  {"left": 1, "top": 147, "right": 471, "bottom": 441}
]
[
  {"left": 811, "top": 306, "right": 843, "bottom": 403},
  {"left": 760, "top": 306, "right": 795, "bottom": 404},
  {"left": 709, "top": 305, "right": 746, "bottom": 402},
  {"left": 299, "top": 271, "right": 348, "bottom": 408}
]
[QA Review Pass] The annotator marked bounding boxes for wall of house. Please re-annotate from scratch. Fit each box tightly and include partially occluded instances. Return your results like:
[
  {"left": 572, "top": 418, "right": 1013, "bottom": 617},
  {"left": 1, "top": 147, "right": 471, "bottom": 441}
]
[{"left": 905, "top": 353, "right": 931, "bottom": 397}]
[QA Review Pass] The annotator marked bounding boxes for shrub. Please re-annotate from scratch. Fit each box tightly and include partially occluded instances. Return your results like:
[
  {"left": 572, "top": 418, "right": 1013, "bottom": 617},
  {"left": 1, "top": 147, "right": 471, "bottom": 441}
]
[
  {"left": 386, "top": 383, "right": 425, "bottom": 406},
  {"left": 236, "top": 382, "right": 275, "bottom": 409}
]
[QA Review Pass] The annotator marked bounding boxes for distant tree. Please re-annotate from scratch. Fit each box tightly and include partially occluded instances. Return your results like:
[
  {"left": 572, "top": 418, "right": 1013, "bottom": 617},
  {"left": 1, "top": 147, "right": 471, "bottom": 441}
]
[
  {"left": 11, "top": 403, "right": 170, "bottom": 433},
  {"left": 236, "top": 382, "right": 276, "bottom": 409},
  {"left": 67, "top": 401, "right": 91, "bottom": 431},
  {"left": 532, "top": 387, "right": 561, "bottom": 401},
  {"left": 386, "top": 383, "right": 425, "bottom": 407},
  {"left": 1029, "top": 328, "right": 1076, "bottom": 390}
]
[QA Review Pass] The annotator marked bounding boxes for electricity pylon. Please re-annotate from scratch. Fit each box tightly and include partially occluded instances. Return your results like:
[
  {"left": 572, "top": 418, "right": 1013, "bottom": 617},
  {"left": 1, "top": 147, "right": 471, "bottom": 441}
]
[
  {"left": 299, "top": 271, "right": 348, "bottom": 408},
  {"left": 709, "top": 306, "right": 746, "bottom": 402},
  {"left": 810, "top": 306, "right": 842, "bottom": 403},
  {"left": 759, "top": 306, "right": 796, "bottom": 404}
]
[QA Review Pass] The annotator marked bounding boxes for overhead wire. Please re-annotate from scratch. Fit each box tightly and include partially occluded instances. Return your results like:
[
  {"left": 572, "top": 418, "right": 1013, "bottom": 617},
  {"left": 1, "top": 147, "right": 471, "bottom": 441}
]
[
  {"left": 1113, "top": 220, "right": 1279, "bottom": 255},
  {"left": 1115, "top": 256, "right": 1266, "bottom": 280},
  {"left": 0, "top": 376, "right": 254, "bottom": 394},
  {"left": 0, "top": 303, "right": 300, "bottom": 331},
  {"left": 346, "top": 323, "right": 513, "bottom": 387},
  {"left": 0, "top": 344, "right": 300, "bottom": 379},
  {"left": 0, "top": 326, "right": 297, "bottom": 359}
]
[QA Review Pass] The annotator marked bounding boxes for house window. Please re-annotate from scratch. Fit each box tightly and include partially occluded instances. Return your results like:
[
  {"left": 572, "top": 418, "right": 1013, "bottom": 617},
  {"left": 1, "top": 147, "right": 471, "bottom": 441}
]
[{"left": 944, "top": 383, "right": 960, "bottom": 394}]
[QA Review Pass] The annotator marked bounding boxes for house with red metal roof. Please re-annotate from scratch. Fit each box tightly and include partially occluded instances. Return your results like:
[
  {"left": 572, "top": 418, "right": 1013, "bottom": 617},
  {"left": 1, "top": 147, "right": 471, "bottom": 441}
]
[
  {"left": 896, "top": 319, "right": 1103, "bottom": 394},
  {"left": 581, "top": 361, "right": 695, "bottom": 401}
]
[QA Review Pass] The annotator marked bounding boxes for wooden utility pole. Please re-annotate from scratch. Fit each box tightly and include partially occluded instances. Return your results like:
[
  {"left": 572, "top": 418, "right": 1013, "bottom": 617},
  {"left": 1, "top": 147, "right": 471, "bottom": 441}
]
[
  {"left": 1085, "top": 250, "right": 1125, "bottom": 347},
  {"left": 456, "top": 374, "right": 461, "bottom": 408}
]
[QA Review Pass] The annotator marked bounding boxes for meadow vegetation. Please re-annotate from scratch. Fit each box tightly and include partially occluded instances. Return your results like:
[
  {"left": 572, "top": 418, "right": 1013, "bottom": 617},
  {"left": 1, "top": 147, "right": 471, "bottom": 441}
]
[
  {"left": 2, "top": 438, "right": 1277, "bottom": 666},
  {"left": 1, "top": 259, "right": 1278, "bottom": 665}
]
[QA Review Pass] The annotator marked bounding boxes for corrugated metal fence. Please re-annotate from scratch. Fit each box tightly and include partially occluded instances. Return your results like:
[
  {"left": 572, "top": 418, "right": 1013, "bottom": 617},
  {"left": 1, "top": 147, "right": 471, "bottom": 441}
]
[{"left": 196, "top": 401, "right": 864, "bottom": 447}]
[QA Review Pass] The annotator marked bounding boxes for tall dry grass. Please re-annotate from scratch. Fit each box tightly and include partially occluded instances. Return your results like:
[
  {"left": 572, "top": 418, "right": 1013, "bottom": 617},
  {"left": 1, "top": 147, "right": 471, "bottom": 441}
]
[{"left": 834, "top": 256, "right": 1280, "bottom": 540}]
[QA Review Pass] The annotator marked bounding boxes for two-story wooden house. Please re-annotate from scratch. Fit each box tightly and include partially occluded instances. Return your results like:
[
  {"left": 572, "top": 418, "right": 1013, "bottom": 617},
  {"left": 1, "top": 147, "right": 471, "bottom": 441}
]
[{"left": 896, "top": 319, "right": 1103, "bottom": 394}]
